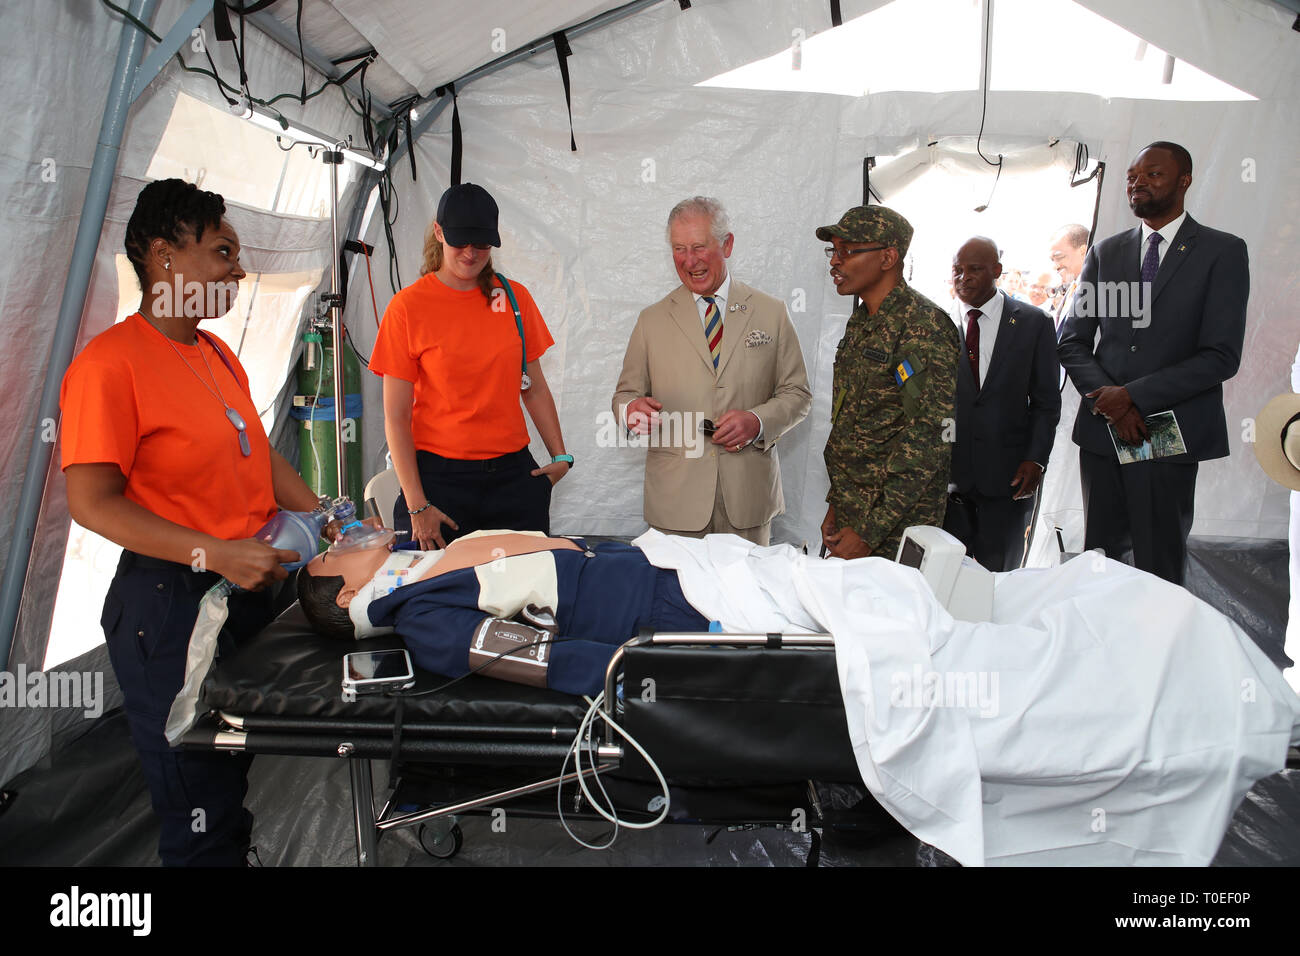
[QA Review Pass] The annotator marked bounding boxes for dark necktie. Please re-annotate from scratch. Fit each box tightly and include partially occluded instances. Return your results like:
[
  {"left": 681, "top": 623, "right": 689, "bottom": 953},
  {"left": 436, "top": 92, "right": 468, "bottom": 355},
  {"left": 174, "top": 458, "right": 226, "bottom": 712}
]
[
  {"left": 1138, "top": 233, "right": 1162, "bottom": 320},
  {"left": 965, "top": 309, "right": 981, "bottom": 390},
  {"left": 1141, "top": 232, "right": 1163, "bottom": 284}
]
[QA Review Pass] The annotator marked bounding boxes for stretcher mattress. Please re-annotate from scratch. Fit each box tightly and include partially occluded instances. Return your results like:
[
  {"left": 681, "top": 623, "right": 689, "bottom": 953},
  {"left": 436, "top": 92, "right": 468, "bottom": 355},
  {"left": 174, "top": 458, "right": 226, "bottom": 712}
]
[
  {"left": 198, "top": 604, "right": 861, "bottom": 783},
  {"left": 202, "top": 604, "right": 591, "bottom": 726}
]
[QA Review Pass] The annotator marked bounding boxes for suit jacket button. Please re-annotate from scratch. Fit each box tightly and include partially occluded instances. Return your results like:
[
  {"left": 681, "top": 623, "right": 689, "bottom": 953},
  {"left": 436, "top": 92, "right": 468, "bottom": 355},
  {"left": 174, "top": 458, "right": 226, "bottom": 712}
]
[{"left": 1130, "top": 345, "right": 1137, "bottom": 351}]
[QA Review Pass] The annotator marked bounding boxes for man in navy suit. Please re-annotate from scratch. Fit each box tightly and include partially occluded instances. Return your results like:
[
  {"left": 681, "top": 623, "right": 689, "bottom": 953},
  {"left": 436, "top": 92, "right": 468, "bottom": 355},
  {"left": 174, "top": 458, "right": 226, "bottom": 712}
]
[
  {"left": 1057, "top": 142, "right": 1249, "bottom": 585},
  {"left": 944, "top": 237, "right": 1061, "bottom": 571}
]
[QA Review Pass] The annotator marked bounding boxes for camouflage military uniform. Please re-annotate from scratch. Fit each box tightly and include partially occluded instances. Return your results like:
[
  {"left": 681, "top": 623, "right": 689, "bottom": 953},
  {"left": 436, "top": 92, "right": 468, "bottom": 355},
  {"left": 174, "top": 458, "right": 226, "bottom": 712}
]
[{"left": 825, "top": 282, "right": 959, "bottom": 557}]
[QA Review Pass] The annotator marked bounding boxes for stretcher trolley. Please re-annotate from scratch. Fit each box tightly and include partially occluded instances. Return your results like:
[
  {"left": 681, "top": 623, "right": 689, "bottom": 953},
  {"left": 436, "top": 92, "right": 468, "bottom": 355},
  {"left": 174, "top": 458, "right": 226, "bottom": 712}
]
[{"left": 181, "top": 604, "right": 899, "bottom": 865}]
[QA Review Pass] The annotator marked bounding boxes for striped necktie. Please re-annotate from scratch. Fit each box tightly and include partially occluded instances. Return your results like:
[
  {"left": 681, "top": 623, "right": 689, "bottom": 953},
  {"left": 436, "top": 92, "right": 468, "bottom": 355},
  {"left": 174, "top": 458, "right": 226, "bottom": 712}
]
[{"left": 703, "top": 296, "right": 723, "bottom": 370}]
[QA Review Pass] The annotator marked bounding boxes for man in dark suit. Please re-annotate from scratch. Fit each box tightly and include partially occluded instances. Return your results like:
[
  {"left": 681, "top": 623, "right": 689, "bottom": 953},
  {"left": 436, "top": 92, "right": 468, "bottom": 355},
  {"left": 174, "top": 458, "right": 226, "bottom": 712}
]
[
  {"left": 1057, "top": 141, "right": 1249, "bottom": 585},
  {"left": 944, "top": 237, "right": 1061, "bottom": 571}
]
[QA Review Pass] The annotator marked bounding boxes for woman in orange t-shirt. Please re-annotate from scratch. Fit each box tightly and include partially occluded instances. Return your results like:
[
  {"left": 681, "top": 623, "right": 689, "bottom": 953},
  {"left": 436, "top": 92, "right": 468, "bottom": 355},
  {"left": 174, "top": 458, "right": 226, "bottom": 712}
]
[
  {"left": 371, "top": 183, "right": 571, "bottom": 549},
  {"left": 60, "top": 179, "right": 323, "bottom": 866}
]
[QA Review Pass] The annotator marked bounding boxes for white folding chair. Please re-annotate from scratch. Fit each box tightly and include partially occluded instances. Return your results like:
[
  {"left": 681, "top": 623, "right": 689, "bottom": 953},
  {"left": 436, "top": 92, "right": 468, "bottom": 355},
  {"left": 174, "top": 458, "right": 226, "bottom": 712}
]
[{"left": 363, "top": 468, "right": 401, "bottom": 528}]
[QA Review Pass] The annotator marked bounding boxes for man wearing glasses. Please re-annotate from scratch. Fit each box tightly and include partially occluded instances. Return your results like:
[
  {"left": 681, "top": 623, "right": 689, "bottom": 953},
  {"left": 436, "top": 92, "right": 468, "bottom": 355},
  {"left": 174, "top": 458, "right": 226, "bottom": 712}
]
[{"left": 817, "top": 206, "right": 959, "bottom": 559}]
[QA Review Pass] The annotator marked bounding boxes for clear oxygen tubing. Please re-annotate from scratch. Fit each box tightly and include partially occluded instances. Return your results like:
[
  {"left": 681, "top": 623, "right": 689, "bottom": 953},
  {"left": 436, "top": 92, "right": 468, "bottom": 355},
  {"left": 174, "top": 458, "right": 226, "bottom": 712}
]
[{"left": 164, "top": 500, "right": 347, "bottom": 745}]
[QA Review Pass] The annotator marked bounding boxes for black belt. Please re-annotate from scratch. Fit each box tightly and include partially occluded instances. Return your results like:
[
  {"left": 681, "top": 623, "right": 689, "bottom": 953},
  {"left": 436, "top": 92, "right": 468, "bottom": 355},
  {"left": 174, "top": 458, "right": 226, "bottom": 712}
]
[
  {"left": 415, "top": 446, "right": 533, "bottom": 475},
  {"left": 118, "top": 550, "right": 222, "bottom": 593}
]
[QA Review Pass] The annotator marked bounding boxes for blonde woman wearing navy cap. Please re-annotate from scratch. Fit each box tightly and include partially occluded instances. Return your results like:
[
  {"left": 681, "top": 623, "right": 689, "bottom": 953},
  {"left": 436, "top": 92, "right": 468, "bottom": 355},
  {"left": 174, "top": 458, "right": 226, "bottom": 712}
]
[{"left": 370, "top": 183, "right": 571, "bottom": 550}]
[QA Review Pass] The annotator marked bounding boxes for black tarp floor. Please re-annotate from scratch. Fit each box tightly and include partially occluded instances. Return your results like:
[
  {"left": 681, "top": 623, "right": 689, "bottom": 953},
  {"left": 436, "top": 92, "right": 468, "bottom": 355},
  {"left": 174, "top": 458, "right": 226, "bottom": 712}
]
[
  {"left": 2, "top": 535, "right": 1296, "bottom": 866},
  {"left": 1, "top": 706, "right": 1297, "bottom": 866}
]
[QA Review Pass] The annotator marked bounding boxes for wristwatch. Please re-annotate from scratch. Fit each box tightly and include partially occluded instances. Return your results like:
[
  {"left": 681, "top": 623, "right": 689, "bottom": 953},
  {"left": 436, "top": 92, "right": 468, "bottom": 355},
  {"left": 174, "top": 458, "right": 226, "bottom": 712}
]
[{"left": 551, "top": 454, "right": 574, "bottom": 469}]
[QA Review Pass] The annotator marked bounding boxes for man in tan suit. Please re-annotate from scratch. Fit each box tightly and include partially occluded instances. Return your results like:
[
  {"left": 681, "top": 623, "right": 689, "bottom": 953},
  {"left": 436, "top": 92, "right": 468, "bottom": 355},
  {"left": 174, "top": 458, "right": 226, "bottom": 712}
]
[{"left": 612, "top": 197, "right": 811, "bottom": 545}]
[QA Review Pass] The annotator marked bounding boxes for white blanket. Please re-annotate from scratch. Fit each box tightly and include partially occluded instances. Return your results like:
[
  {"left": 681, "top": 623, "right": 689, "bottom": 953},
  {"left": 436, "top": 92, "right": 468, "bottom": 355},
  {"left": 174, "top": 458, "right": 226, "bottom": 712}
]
[{"left": 634, "top": 530, "right": 1300, "bottom": 866}]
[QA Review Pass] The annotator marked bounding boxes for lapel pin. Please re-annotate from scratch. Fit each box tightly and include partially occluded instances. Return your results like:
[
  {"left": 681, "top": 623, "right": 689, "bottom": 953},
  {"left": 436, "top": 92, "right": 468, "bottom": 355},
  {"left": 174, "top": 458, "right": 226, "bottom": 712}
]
[
  {"left": 1177, "top": 244, "right": 1186, "bottom": 252},
  {"left": 1009, "top": 317, "right": 1016, "bottom": 325}
]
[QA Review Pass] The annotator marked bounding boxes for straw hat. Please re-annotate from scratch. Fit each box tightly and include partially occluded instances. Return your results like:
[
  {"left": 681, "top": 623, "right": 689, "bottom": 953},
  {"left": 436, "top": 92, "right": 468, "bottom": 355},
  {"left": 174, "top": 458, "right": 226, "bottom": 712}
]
[{"left": 1254, "top": 393, "right": 1300, "bottom": 492}]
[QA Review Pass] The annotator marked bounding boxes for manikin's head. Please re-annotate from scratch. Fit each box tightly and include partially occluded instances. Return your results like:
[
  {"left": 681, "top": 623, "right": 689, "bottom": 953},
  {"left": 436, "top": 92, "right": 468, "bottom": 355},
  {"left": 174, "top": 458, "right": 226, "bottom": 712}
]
[{"left": 298, "top": 530, "right": 399, "bottom": 640}]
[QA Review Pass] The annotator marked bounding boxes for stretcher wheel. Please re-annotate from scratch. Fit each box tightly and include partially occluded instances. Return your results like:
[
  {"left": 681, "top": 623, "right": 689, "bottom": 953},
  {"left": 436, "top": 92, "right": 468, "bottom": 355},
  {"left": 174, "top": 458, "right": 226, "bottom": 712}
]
[{"left": 418, "top": 822, "right": 463, "bottom": 860}]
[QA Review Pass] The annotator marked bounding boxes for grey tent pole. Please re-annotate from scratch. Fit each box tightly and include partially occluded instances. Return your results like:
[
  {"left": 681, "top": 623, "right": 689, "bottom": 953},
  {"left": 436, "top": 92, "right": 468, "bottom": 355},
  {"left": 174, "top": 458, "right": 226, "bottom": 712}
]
[
  {"left": 0, "top": 0, "right": 159, "bottom": 669},
  {"left": 130, "top": 0, "right": 211, "bottom": 104}
]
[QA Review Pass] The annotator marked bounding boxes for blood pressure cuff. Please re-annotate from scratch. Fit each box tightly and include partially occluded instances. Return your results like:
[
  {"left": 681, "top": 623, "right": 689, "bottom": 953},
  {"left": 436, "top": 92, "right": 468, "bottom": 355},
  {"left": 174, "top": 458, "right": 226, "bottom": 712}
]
[{"left": 468, "top": 617, "right": 550, "bottom": 688}]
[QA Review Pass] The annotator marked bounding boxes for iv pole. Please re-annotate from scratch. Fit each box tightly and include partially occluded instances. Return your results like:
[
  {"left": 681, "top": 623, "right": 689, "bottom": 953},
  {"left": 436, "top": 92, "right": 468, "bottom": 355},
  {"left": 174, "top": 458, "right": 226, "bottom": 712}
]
[
  {"left": 324, "top": 145, "right": 348, "bottom": 499},
  {"left": 287, "top": 134, "right": 383, "bottom": 499}
]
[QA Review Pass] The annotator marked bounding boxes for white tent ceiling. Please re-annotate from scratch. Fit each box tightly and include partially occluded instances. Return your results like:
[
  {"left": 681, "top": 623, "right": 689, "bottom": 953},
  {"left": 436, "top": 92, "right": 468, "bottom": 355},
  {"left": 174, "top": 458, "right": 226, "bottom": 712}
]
[{"left": 253, "top": 0, "right": 636, "bottom": 105}]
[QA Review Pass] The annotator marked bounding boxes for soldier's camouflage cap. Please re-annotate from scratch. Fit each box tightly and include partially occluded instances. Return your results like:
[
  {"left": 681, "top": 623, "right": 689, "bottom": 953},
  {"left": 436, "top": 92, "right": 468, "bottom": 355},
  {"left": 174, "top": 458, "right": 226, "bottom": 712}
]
[{"left": 816, "top": 205, "right": 913, "bottom": 257}]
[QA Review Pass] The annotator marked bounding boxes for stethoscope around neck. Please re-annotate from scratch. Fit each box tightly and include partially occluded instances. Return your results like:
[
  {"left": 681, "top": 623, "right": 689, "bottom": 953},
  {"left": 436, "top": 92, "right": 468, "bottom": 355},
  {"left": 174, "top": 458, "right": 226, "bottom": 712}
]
[{"left": 495, "top": 271, "right": 531, "bottom": 390}]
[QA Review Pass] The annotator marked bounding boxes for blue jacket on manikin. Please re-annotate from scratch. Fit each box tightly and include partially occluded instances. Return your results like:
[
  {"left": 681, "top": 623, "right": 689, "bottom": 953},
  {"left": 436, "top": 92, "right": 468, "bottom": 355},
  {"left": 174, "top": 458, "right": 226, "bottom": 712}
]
[{"left": 365, "top": 541, "right": 706, "bottom": 695}]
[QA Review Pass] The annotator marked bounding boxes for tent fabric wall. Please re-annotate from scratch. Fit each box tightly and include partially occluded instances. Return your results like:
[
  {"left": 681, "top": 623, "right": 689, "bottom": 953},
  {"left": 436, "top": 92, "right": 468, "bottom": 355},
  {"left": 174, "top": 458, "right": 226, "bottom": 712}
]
[
  {"left": 0, "top": 0, "right": 367, "bottom": 786},
  {"left": 342, "top": 0, "right": 1299, "bottom": 544}
]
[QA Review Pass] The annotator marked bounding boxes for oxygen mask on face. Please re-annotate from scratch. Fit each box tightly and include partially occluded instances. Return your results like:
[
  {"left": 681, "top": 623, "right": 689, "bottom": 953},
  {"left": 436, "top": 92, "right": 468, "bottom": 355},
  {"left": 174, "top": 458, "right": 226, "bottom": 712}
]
[
  {"left": 327, "top": 500, "right": 397, "bottom": 555},
  {"left": 166, "top": 496, "right": 363, "bottom": 745}
]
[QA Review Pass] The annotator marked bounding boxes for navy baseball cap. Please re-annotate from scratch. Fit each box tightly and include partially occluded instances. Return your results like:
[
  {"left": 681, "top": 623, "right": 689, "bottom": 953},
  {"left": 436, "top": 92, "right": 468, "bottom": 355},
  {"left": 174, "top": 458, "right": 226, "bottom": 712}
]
[{"left": 436, "top": 183, "right": 500, "bottom": 247}]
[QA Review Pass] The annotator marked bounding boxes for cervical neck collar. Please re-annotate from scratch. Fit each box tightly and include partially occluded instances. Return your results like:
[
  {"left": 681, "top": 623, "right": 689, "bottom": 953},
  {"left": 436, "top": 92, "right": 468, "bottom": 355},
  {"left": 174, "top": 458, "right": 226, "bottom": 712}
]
[{"left": 349, "top": 550, "right": 444, "bottom": 638}]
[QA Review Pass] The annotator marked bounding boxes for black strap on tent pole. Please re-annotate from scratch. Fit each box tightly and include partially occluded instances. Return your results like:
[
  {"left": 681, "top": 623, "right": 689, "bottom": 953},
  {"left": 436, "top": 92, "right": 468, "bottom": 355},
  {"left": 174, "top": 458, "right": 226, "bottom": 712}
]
[
  {"left": 211, "top": 3, "right": 248, "bottom": 90},
  {"left": 220, "top": 0, "right": 280, "bottom": 12},
  {"left": 862, "top": 156, "right": 876, "bottom": 204},
  {"left": 212, "top": 0, "right": 234, "bottom": 40},
  {"left": 677, "top": 1, "right": 691, "bottom": 9},
  {"left": 552, "top": 31, "right": 578, "bottom": 152},
  {"left": 830, "top": 0, "right": 843, "bottom": 27},
  {"left": 1069, "top": 143, "right": 1103, "bottom": 188},
  {"left": 450, "top": 86, "right": 462, "bottom": 184},
  {"left": 214, "top": 2, "right": 282, "bottom": 91},
  {"left": 402, "top": 111, "right": 417, "bottom": 180},
  {"left": 1086, "top": 161, "right": 1106, "bottom": 247},
  {"left": 435, "top": 82, "right": 463, "bottom": 185},
  {"left": 294, "top": 0, "right": 306, "bottom": 103}
]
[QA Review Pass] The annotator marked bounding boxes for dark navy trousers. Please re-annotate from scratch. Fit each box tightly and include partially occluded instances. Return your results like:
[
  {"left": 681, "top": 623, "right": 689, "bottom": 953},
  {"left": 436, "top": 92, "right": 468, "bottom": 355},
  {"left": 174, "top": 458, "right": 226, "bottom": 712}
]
[
  {"left": 101, "top": 552, "right": 275, "bottom": 866},
  {"left": 393, "top": 447, "right": 553, "bottom": 545}
]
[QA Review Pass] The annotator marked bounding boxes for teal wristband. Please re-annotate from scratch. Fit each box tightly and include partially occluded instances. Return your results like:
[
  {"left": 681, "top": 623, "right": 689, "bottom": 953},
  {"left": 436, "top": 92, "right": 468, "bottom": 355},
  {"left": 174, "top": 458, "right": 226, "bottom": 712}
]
[{"left": 551, "top": 454, "right": 574, "bottom": 469}]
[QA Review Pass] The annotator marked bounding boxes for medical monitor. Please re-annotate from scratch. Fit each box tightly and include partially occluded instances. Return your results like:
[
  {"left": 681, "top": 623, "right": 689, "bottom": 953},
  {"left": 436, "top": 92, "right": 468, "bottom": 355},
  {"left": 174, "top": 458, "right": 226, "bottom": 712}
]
[{"left": 895, "top": 526, "right": 993, "bottom": 622}]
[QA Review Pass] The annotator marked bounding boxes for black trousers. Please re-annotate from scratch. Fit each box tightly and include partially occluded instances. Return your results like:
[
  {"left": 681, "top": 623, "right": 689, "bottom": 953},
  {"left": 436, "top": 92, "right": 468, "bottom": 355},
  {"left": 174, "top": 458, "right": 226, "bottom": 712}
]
[
  {"left": 394, "top": 446, "right": 553, "bottom": 545},
  {"left": 101, "top": 552, "right": 276, "bottom": 866},
  {"left": 1079, "top": 449, "right": 1198, "bottom": 585},
  {"left": 942, "top": 491, "right": 1036, "bottom": 573}
]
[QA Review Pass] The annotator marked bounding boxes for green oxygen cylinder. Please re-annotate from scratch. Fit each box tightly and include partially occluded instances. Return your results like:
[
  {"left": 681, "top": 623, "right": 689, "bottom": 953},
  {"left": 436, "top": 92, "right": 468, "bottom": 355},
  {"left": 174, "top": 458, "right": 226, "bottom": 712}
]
[{"left": 294, "top": 330, "right": 364, "bottom": 502}]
